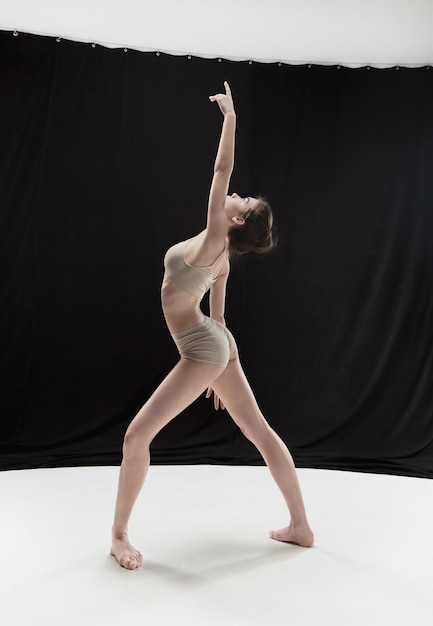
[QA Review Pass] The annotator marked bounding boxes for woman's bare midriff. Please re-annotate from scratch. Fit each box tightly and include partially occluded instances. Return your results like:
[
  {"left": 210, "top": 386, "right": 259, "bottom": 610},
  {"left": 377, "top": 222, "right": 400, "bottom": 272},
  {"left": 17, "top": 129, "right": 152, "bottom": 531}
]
[{"left": 161, "top": 279, "right": 205, "bottom": 334}]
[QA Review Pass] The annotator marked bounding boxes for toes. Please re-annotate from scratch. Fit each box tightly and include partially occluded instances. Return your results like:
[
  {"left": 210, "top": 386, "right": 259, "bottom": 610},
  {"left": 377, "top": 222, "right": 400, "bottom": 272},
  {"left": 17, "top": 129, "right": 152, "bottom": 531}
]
[
  {"left": 121, "top": 555, "right": 141, "bottom": 570},
  {"left": 269, "top": 530, "right": 283, "bottom": 541},
  {"left": 111, "top": 548, "right": 144, "bottom": 570}
]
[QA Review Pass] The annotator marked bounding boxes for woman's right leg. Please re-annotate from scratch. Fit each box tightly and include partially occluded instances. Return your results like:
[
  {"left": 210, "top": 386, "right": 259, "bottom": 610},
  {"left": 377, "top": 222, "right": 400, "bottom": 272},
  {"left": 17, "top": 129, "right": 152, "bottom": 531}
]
[
  {"left": 111, "top": 358, "right": 224, "bottom": 569},
  {"left": 211, "top": 357, "right": 314, "bottom": 548}
]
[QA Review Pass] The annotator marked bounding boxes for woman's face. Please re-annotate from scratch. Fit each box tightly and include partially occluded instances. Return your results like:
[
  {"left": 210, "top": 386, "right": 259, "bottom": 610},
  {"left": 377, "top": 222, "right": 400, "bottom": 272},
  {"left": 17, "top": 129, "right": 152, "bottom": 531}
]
[{"left": 224, "top": 193, "right": 258, "bottom": 222}]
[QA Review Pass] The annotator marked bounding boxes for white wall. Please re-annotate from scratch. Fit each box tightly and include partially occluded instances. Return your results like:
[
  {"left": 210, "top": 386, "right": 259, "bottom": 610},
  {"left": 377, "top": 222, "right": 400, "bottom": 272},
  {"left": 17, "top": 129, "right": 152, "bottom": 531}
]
[{"left": 0, "top": 0, "right": 433, "bottom": 67}]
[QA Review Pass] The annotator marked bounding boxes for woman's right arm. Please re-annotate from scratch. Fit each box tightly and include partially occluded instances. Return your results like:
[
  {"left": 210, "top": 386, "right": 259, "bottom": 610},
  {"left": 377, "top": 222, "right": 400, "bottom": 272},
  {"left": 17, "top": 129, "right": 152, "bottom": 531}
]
[{"left": 206, "top": 82, "right": 236, "bottom": 240}]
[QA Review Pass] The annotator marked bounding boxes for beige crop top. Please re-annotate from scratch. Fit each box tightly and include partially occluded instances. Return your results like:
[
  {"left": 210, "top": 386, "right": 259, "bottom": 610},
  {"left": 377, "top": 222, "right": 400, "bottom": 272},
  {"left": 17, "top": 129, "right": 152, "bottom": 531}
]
[{"left": 163, "top": 239, "right": 226, "bottom": 300}]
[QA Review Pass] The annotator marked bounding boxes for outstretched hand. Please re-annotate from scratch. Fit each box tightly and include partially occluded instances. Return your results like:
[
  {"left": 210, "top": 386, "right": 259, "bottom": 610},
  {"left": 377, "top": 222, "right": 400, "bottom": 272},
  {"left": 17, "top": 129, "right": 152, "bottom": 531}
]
[
  {"left": 209, "top": 81, "right": 235, "bottom": 116},
  {"left": 206, "top": 386, "right": 225, "bottom": 411}
]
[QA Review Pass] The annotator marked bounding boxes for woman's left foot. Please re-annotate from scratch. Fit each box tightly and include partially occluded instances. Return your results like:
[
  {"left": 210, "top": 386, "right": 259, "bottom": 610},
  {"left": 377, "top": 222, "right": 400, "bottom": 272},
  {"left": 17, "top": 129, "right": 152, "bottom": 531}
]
[{"left": 110, "top": 533, "right": 144, "bottom": 569}]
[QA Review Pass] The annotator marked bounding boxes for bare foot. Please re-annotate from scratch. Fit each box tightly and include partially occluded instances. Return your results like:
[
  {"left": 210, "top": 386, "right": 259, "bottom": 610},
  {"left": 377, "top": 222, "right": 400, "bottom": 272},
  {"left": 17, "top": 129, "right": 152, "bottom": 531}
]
[
  {"left": 110, "top": 533, "right": 143, "bottom": 569},
  {"left": 269, "top": 523, "right": 315, "bottom": 548}
]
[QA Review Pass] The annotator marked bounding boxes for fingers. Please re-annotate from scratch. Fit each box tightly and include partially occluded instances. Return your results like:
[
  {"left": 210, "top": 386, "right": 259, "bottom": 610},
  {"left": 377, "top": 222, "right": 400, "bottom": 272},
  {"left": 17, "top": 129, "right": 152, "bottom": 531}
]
[
  {"left": 209, "top": 93, "right": 224, "bottom": 102},
  {"left": 214, "top": 392, "right": 225, "bottom": 411},
  {"left": 209, "top": 81, "right": 232, "bottom": 102},
  {"left": 206, "top": 387, "right": 225, "bottom": 411}
]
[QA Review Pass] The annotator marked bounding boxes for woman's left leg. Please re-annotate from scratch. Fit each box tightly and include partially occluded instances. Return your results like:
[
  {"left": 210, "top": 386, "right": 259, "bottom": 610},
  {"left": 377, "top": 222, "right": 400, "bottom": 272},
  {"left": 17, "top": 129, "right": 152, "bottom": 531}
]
[
  {"left": 211, "top": 357, "right": 314, "bottom": 547},
  {"left": 111, "top": 358, "right": 225, "bottom": 568}
]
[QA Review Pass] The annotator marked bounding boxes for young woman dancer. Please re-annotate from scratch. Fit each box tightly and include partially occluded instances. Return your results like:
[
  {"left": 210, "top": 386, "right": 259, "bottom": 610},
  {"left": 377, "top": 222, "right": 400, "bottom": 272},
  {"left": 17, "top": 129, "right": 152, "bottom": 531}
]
[{"left": 111, "top": 82, "right": 314, "bottom": 569}]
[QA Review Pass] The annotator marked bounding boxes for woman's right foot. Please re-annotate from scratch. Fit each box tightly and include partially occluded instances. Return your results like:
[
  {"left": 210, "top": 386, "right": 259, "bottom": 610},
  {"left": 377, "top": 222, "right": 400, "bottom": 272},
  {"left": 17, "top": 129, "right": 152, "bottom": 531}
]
[
  {"left": 269, "top": 523, "right": 315, "bottom": 548},
  {"left": 110, "top": 533, "right": 143, "bottom": 569}
]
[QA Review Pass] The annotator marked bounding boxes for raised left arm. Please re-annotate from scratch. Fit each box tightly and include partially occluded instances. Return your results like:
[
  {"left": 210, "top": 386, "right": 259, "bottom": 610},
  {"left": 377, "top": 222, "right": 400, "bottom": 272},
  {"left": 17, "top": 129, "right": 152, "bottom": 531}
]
[{"left": 206, "top": 82, "right": 236, "bottom": 243}]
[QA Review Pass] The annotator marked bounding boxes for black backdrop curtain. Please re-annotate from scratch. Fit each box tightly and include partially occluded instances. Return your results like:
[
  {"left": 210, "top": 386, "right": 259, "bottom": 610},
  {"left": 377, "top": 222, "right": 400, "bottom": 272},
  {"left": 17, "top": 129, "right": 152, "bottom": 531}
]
[{"left": 1, "top": 30, "right": 432, "bottom": 477}]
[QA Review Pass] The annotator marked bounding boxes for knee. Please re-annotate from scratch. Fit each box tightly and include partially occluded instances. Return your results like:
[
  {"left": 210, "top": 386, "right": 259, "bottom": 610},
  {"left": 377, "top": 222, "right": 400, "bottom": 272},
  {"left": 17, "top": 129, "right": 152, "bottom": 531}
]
[
  {"left": 241, "top": 418, "right": 273, "bottom": 447},
  {"left": 122, "top": 423, "right": 150, "bottom": 461}
]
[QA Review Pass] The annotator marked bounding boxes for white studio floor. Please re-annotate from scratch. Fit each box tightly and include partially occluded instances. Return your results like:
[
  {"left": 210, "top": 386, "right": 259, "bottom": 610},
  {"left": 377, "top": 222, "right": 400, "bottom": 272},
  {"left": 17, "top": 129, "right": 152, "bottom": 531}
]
[{"left": 1, "top": 464, "right": 432, "bottom": 626}]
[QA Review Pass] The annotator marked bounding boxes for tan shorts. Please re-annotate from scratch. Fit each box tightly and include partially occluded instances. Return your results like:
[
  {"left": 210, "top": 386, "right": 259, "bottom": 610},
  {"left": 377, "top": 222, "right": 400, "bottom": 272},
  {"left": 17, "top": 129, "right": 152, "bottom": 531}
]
[{"left": 171, "top": 316, "right": 238, "bottom": 368}]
